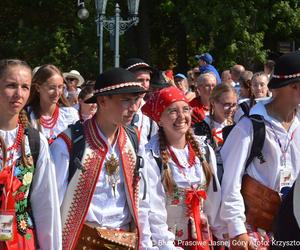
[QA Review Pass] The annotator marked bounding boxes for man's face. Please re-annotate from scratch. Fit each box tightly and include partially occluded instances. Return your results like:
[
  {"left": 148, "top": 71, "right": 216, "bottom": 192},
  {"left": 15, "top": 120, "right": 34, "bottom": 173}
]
[
  {"left": 174, "top": 77, "right": 189, "bottom": 93},
  {"left": 135, "top": 70, "right": 151, "bottom": 90},
  {"left": 198, "top": 59, "right": 206, "bottom": 66},
  {"left": 197, "top": 76, "right": 217, "bottom": 99},
  {"left": 66, "top": 77, "right": 79, "bottom": 91},
  {"left": 99, "top": 93, "right": 143, "bottom": 126}
]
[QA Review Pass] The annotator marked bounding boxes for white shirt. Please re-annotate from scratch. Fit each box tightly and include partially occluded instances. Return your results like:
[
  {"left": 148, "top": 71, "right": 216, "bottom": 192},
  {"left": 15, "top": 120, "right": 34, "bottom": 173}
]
[
  {"left": 29, "top": 106, "right": 79, "bottom": 140},
  {"left": 0, "top": 127, "right": 62, "bottom": 250},
  {"left": 139, "top": 135, "right": 226, "bottom": 249},
  {"left": 50, "top": 126, "right": 131, "bottom": 230},
  {"left": 234, "top": 97, "right": 271, "bottom": 123},
  {"left": 134, "top": 108, "right": 158, "bottom": 150},
  {"left": 220, "top": 100, "right": 300, "bottom": 238}
]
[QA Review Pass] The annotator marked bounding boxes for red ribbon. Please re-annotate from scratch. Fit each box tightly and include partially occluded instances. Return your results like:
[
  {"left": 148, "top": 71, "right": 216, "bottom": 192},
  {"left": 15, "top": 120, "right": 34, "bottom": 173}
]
[
  {"left": 0, "top": 166, "right": 22, "bottom": 210},
  {"left": 0, "top": 167, "right": 23, "bottom": 250},
  {"left": 185, "top": 189, "right": 210, "bottom": 250},
  {"left": 212, "top": 128, "right": 224, "bottom": 146}
]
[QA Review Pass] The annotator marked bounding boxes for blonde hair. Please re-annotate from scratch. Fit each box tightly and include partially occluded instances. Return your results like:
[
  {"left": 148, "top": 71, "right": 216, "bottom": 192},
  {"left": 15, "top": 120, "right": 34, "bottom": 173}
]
[
  {"left": 158, "top": 128, "right": 213, "bottom": 195},
  {"left": 209, "top": 83, "right": 237, "bottom": 126}
]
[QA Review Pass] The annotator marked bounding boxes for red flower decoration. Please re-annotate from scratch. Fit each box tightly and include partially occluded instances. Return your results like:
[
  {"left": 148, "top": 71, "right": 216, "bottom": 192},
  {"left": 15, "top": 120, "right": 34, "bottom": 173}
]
[
  {"left": 171, "top": 199, "right": 180, "bottom": 205},
  {"left": 15, "top": 192, "right": 25, "bottom": 201},
  {"left": 176, "top": 229, "right": 184, "bottom": 238}
]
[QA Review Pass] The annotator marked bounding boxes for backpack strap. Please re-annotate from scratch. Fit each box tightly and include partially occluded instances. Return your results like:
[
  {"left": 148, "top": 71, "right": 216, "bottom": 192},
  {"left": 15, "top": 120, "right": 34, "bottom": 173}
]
[
  {"left": 25, "top": 126, "right": 40, "bottom": 167},
  {"left": 240, "top": 101, "right": 250, "bottom": 116},
  {"left": 124, "top": 125, "right": 139, "bottom": 154},
  {"left": 147, "top": 119, "right": 153, "bottom": 141},
  {"left": 245, "top": 114, "right": 266, "bottom": 169},
  {"left": 68, "top": 121, "right": 86, "bottom": 183}
]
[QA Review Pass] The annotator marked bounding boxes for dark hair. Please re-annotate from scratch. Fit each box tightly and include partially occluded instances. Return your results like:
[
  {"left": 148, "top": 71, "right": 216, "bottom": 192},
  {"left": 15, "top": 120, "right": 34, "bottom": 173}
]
[
  {"left": 264, "top": 60, "right": 275, "bottom": 70},
  {"left": 239, "top": 70, "right": 253, "bottom": 99},
  {"left": 78, "top": 85, "right": 94, "bottom": 100}
]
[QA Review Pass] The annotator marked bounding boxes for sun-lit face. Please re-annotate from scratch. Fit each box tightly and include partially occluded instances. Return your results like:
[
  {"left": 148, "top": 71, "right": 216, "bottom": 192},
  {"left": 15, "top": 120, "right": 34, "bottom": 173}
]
[
  {"left": 251, "top": 75, "right": 269, "bottom": 98},
  {"left": 211, "top": 91, "right": 237, "bottom": 123},
  {"left": 175, "top": 78, "right": 189, "bottom": 93},
  {"left": 99, "top": 93, "right": 143, "bottom": 126},
  {"left": 0, "top": 66, "right": 31, "bottom": 119},
  {"left": 159, "top": 101, "right": 191, "bottom": 140},
  {"left": 79, "top": 93, "right": 97, "bottom": 117},
  {"left": 197, "top": 75, "right": 217, "bottom": 99},
  {"left": 37, "top": 74, "right": 64, "bottom": 106},
  {"left": 135, "top": 71, "right": 151, "bottom": 90}
]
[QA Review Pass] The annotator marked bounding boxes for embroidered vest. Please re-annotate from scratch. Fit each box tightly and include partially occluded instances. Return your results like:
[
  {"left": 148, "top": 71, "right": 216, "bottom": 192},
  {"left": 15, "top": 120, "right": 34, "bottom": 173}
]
[
  {"left": 0, "top": 144, "right": 37, "bottom": 249},
  {"left": 59, "top": 118, "right": 140, "bottom": 250}
]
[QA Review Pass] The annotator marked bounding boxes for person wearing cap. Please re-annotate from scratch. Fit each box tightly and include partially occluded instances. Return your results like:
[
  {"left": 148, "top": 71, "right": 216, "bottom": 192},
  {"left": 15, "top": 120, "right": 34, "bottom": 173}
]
[
  {"left": 174, "top": 73, "right": 196, "bottom": 102},
  {"left": 139, "top": 86, "right": 225, "bottom": 249},
  {"left": 195, "top": 53, "right": 221, "bottom": 84},
  {"left": 63, "top": 69, "right": 85, "bottom": 106},
  {"left": 50, "top": 67, "right": 147, "bottom": 249},
  {"left": 26, "top": 64, "right": 79, "bottom": 145},
  {"left": 220, "top": 51, "right": 300, "bottom": 249}
]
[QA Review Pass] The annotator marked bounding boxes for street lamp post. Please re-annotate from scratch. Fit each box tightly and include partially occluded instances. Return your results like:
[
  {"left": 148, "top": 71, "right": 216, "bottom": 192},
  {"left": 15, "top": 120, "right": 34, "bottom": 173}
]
[{"left": 95, "top": 0, "right": 140, "bottom": 73}]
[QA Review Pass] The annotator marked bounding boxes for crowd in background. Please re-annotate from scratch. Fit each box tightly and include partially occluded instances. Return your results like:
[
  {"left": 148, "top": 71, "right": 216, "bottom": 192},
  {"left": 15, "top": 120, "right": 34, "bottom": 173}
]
[{"left": 0, "top": 50, "right": 300, "bottom": 250}]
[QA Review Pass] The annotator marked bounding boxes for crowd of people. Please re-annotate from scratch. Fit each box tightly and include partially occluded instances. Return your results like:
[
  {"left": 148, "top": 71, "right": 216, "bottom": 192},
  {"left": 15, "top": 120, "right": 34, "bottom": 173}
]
[{"left": 0, "top": 50, "right": 300, "bottom": 250}]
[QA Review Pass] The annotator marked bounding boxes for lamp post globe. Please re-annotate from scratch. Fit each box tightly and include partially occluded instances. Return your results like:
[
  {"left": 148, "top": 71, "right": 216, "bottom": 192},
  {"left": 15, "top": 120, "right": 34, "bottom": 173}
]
[{"left": 77, "top": 7, "right": 90, "bottom": 20}]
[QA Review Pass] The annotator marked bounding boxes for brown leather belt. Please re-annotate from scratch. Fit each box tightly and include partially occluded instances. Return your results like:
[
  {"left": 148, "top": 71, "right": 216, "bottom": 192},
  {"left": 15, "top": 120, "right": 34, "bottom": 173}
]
[
  {"left": 75, "top": 223, "right": 137, "bottom": 250},
  {"left": 241, "top": 175, "right": 281, "bottom": 231}
]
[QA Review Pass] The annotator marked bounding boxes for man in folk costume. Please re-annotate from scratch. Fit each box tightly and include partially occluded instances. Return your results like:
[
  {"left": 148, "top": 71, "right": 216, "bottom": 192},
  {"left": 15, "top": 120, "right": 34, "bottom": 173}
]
[
  {"left": 50, "top": 68, "right": 147, "bottom": 250},
  {"left": 220, "top": 51, "right": 300, "bottom": 249}
]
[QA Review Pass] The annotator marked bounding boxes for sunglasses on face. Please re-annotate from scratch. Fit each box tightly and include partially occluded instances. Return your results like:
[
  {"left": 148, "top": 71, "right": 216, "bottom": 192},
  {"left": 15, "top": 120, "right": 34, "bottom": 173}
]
[{"left": 66, "top": 77, "right": 77, "bottom": 82}]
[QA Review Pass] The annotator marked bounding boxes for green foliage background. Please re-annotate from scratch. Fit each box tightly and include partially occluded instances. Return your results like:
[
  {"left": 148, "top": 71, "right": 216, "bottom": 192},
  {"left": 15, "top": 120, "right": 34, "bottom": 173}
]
[{"left": 0, "top": 0, "right": 299, "bottom": 79}]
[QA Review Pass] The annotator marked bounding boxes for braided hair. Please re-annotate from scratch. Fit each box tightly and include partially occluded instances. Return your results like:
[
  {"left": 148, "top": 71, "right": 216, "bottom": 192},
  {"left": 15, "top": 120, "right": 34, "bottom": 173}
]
[
  {"left": 0, "top": 59, "right": 33, "bottom": 168},
  {"left": 158, "top": 128, "right": 213, "bottom": 195}
]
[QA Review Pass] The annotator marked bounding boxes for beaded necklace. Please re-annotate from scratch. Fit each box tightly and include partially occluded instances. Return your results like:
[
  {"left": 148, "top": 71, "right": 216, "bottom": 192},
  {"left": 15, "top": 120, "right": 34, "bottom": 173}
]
[
  {"left": 39, "top": 105, "right": 59, "bottom": 129},
  {"left": 0, "top": 124, "right": 23, "bottom": 165}
]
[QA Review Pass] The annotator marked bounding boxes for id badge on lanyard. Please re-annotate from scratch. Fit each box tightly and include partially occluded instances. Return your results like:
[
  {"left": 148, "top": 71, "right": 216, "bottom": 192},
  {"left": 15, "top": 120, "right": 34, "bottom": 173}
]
[
  {"left": 279, "top": 167, "right": 293, "bottom": 198},
  {"left": 0, "top": 164, "right": 17, "bottom": 241}
]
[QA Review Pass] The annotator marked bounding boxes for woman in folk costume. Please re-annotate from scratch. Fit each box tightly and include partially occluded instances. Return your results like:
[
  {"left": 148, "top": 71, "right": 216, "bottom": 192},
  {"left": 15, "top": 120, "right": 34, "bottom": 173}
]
[
  {"left": 139, "top": 86, "right": 226, "bottom": 249},
  {"left": 194, "top": 83, "right": 238, "bottom": 147},
  {"left": 50, "top": 68, "right": 147, "bottom": 250},
  {"left": 26, "top": 64, "right": 79, "bottom": 145},
  {"left": 220, "top": 51, "right": 300, "bottom": 249},
  {"left": 193, "top": 84, "right": 238, "bottom": 182},
  {"left": 0, "top": 59, "right": 61, "bottom": 249}
]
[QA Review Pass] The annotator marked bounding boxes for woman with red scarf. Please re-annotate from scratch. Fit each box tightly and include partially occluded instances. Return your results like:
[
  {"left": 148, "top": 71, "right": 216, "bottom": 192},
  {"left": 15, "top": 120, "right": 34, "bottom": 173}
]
[{"left": 139, "top": 87, "right": 226, "bottom": 249}]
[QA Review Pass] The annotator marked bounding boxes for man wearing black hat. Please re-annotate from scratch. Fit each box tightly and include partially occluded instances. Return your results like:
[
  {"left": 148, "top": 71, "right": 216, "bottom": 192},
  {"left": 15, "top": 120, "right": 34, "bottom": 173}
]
[
  {"left": 50, "top": 67, "right": 147, "bottom": 249},
  {"left": 123, "top": 58, "right": 161, "bottom": 146},
  {"left": 220, "top": 51, "right": 300, "bottom": 249}
]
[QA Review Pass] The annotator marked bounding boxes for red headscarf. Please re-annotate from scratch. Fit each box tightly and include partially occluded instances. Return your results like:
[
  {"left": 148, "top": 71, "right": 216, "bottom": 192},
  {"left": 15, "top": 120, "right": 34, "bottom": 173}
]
[{"left": 142, "top": 86, "right": 189, "bottom": 122}]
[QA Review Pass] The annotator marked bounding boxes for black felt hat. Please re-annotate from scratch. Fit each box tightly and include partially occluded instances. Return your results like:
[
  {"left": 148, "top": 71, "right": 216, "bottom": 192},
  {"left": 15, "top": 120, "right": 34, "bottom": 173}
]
[
  {"left": 268, "top": 51, "right": 300, "bottom": 89},
  {"left": 150, "top": 69, "right": 169, "bottom": 89},
  {"left": 122, "top": 58, "right": 154, "bottom": 73},
  {"left": 85, "top": 67, "right": 147, "bottom": 103}
]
